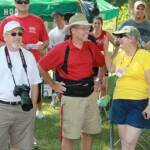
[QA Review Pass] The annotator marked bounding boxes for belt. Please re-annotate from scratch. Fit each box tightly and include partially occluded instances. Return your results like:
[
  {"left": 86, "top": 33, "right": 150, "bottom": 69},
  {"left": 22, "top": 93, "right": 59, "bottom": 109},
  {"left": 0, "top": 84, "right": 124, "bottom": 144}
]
[{"left": 0, "top": 100, "right": 21, "bottom": 105}]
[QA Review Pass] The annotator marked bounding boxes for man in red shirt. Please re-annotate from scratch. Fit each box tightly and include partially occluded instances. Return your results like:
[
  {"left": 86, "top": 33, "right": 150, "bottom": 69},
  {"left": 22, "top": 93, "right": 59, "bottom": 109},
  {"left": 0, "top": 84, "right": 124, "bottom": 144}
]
[
  {"left": 39, "top": 13, "right": 105, "bottom": 150},
  {"left": 0, "top": 0, "right": 49, "bottom": 119}
]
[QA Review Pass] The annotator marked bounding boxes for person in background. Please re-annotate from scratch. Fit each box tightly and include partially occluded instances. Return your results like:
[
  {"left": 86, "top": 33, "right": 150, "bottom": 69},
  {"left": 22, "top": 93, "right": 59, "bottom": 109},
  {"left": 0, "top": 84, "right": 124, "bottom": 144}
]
[
  {"left": 90, "top": 16, "right": 118, "bottom": 99},
  {"left": 0, "top": 0, "right": 49, "bottom": 119},
  {"left": 38, "top": 13, "right": 105, "bottom": 150},
  {"left": 120, "top": 0, "right": 150, "bottom": 50},
  {"left": 48, "top": 12, "right": 67, "bottom": 106},
  {"left": 48, "top": 12, "right": 66, "bottom": 48},
  {"left": 0, "top": 21, "right": 41, "bottom": 150},
  {"left": 104, "top": 25, "right": 150, "bottom": 150},
  {"left": 91, "top": 16, "right": 115, "bottom": 50}
]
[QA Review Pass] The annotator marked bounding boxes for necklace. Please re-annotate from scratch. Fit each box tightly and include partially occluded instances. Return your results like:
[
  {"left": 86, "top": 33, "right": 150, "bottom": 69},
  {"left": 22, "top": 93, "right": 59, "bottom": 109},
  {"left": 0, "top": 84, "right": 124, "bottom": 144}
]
[{"left": 120, "top": 50, "right": 138, "bottom": 68}]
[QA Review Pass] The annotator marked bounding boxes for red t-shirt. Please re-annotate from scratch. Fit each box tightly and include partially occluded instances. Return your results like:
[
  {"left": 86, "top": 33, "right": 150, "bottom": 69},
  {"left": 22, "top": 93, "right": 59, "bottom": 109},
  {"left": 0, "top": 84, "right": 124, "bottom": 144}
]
[
  {"left": 39, "top": 39, "right": 105, "bottom": 80},
  {"left": 0, "top": 14, "right": 49, "bottom": 62},
  {"left": 90, "top": 30, "right": 106, "bottom": 51}
]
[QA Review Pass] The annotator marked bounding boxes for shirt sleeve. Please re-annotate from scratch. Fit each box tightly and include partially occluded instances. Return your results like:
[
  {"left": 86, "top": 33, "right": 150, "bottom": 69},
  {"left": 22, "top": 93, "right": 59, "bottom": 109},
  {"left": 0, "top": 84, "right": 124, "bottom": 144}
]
[
  {"left": 38, "top": 44, "right": 65, "bottom": 71},
  {"left": 142, "top": 51, "right": 150, "bottom": 71},
  {"left": 0, "top": 19, "right": 7, "bottom": 41},
  {"left": 38, "top": 17, "right": 49, "bottom": 41}
]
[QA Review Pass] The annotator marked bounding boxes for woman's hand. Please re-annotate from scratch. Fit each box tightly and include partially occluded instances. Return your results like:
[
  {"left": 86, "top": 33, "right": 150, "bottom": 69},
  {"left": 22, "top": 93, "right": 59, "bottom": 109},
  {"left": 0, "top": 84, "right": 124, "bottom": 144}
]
[{"left": 143, "top": 105, "right": 150, "bottom": 119}]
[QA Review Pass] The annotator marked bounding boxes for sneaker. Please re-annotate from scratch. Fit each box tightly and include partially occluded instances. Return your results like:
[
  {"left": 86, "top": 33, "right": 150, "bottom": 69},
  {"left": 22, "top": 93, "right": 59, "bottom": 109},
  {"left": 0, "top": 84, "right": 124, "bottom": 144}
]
[
  {"left": 33, "top": 137, "right": 38, "bottom": 149},
  {"left": 37, "top": 111, "right": 45, "bottom": 119}
]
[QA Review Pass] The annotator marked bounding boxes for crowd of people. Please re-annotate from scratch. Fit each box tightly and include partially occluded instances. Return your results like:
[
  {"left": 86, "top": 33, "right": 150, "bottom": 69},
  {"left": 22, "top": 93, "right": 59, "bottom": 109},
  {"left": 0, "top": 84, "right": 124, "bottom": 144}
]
[{"left": 0, "top": 0, "right": 150, "bottom": 150}]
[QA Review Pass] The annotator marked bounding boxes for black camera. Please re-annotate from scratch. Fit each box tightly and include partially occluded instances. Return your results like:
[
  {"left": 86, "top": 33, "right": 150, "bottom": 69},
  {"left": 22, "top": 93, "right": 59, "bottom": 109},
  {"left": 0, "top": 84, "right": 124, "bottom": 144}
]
[{"left": 13, "top": 84, "right": 33, "bottom": 111}]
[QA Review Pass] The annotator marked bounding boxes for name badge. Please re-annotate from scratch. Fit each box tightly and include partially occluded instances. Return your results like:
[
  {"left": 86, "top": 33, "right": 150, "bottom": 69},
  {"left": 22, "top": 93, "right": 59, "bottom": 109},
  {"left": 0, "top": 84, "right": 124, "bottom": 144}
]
[{"left": 115, "top": 68, "right": 125, "bottom": 78}]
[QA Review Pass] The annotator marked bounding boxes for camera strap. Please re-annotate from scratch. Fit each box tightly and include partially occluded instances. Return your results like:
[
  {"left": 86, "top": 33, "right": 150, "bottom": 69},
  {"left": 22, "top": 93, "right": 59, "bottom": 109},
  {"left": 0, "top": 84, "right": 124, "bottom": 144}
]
[{"left": 4, "top": 46, "right": 30, "bottom": 87}]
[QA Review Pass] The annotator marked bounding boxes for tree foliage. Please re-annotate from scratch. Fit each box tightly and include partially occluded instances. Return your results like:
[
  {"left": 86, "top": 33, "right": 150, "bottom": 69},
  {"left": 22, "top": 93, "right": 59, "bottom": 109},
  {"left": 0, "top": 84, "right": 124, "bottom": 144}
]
[
  {"left": 105, "top": 0, "right": 127, "bottom": 6},
  {"left": 117, "top": 3, "right": 129, "bottom": 28}
]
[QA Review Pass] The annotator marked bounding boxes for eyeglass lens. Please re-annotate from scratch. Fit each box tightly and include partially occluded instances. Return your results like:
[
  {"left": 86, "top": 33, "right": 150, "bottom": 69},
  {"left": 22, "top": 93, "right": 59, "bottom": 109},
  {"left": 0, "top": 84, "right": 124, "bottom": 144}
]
[
  {"left": 94, "top": 22, "right": 100, "bottom": 24},
  {"left": 16, "top": 1, "right": 29, "bottom": 4},
  {"left": 10, "top": 32, "right": 23, "bottom": 37}
]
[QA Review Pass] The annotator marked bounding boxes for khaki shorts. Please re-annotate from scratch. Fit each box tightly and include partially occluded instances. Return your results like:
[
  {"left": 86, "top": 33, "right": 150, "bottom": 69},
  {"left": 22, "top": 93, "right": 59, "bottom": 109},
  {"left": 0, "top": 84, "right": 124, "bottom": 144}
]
[
  {"left": 0, "top": 103, "right": 35, "bottom": 150},
  {"left": 61, "top": 92, "right": 101, "bottom": 139}
]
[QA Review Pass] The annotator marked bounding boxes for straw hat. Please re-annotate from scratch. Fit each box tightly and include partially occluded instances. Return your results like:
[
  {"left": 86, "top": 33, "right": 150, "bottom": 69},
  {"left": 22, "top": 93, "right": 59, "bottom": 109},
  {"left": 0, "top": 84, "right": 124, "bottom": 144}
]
[{"left": 65, "top": 13, "right": 91, "bottom": 33}]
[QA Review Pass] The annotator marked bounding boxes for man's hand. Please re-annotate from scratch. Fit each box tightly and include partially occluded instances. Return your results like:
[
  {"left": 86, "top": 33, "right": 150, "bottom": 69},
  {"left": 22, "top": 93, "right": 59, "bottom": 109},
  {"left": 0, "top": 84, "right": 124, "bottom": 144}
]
[
  {"left": 52, "top": 82, "right": 66, "bottom": 94},
  {"left": 35, "top": 41, "right": 45, "bottom": 50},
  {"left": 24, "top": 41, "right": 49, "bottom": 51}
]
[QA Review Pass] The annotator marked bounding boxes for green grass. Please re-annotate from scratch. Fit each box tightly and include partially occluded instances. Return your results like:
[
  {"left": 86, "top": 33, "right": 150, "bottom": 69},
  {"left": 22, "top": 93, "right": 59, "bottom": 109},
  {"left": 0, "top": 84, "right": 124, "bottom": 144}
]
[{"left": 34, "top": 99, "right": 150, "bottom": 150}]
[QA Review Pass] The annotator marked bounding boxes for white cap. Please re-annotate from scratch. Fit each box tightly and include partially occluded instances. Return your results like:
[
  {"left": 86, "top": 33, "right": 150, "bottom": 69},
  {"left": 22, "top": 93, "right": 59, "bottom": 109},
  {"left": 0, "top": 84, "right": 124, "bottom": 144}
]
[
  {"left": 3, "top": 21, "right": 24, "bottom": 34},
  {"left": 134, "top": 1, "right": 146, "bottom": 8}
]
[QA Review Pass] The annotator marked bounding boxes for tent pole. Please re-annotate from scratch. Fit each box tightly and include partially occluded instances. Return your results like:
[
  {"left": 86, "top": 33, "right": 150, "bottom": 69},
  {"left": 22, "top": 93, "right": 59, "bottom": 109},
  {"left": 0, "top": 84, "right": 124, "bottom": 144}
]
[
  {"left": 78, "top": 0, "right": 85, "bottom": 13},
  {"left": 115, "top": 16, "right": 119, "bottom": 30}
]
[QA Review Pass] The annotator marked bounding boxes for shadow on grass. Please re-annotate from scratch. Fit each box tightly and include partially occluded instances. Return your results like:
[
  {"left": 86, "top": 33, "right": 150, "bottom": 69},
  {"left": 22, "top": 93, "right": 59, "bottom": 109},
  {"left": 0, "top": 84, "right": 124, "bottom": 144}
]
[{"left": 34, "top": 100, "right": 150, "bottom": 150}]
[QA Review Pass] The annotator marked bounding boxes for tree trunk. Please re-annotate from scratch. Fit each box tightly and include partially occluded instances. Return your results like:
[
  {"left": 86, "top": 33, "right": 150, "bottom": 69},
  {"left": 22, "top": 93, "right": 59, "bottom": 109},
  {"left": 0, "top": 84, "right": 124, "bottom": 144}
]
[{"left": 128, "top": 0, "right": 150, "bottom": 19}]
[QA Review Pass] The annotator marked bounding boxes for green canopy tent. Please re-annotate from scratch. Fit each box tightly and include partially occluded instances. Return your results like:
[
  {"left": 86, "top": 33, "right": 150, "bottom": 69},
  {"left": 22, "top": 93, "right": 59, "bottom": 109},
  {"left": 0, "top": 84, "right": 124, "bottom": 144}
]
[
  {"left": 98, "top": 0, "right": 119, "bottom": 20},
  {"left": 0, "top": 0, "right": 119, "bottom": 21},
  {"left": 0, "top": 0, "right": 81, "bottom": 21}
]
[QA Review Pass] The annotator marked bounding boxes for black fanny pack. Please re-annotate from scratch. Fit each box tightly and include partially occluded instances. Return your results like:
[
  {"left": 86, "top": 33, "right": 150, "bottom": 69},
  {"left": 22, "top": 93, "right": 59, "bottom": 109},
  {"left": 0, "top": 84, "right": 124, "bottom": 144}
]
[
  {"left": 55, "top": 43, "right": 94, "bottom": 97},
  {"left": 58, "top": 75, "right": 94, "bottom": 97}
]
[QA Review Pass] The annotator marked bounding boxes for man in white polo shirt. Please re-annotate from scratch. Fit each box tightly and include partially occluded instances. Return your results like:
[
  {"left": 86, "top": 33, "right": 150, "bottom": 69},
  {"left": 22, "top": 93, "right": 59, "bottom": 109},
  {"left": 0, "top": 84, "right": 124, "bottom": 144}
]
[
  {"left": 48, "top": 12, "right": 66, "bottom": 48},
  {"left": 0, "top": 21, "right": 41, "bottom": 150}
]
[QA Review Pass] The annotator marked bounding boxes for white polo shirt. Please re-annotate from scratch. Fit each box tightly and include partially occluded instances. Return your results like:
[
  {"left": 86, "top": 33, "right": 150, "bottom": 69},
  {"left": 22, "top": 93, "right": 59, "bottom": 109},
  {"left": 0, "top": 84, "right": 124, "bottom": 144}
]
[
  {"left": 48, "top": 26, "right": 66, "bottom": 48},
  {"left": 0, "top": 46, "right": 41, "bottom": 102}
]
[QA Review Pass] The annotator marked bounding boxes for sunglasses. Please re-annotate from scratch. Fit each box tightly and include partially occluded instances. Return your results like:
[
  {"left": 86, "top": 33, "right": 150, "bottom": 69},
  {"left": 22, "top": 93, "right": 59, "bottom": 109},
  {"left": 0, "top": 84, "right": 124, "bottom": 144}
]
[
  {"left": 8, "top": 32, "right": 23, "bottom": 37},
  {"left": 15, "top": 1, "right": 29, "bottom": 4},
  {"left": 117, "top": 34, "right": 128, "bottom": 38},
  {"left": 94, "top": 22, "right": 101, "bottom": 25}
]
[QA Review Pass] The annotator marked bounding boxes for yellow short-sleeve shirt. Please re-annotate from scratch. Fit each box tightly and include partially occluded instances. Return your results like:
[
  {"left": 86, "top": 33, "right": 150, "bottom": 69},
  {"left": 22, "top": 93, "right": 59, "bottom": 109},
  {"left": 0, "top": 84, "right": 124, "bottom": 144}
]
[{"left": 113, "top": 49, "right": 150, "bottom": 100}]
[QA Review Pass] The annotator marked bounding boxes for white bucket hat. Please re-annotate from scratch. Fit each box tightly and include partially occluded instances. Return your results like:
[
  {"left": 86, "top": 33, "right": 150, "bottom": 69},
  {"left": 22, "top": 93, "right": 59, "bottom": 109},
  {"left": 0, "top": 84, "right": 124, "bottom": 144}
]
[
  {"left": 3, "top": 21, "right": 24, "bottom": 35},
  {"left": 65, "top": 13, "right": 91, "bottom": 34}
]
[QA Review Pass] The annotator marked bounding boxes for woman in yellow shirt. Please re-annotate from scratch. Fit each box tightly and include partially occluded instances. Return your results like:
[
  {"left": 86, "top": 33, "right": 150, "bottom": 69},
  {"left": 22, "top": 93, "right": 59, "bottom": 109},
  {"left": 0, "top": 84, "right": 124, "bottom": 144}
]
[{"left": 104, "top": 26, "right": 150, "bottom": 150}]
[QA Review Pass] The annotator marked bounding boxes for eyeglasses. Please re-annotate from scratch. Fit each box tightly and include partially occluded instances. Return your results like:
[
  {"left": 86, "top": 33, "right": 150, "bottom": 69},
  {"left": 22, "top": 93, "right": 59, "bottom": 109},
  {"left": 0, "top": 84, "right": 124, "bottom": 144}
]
[
  {"left": 74, "top": 27, "right": 90, "bottom": 32},
  {"left": 15, "top": 1, "right": 29, "bottom": 4},
  {"left": 8, "top": 32, "right": 23, "bottom": 37}
]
